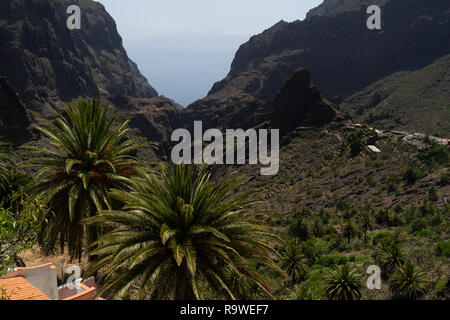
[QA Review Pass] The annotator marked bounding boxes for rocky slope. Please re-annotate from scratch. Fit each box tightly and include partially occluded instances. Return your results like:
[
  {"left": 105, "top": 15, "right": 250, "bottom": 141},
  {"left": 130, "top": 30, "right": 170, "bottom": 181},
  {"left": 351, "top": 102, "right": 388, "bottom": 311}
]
[
  {"left": 0, "top": 0, "right": 157, "bottom": 103},
  {"left": 197, "top": 0, "right": 449, "bottom": 110},
  {"left": 0, "top": 0, "right": 184, "bottom": 148},
  {"left": 341, "top": 54, "right": 450, "bottom": 136}
]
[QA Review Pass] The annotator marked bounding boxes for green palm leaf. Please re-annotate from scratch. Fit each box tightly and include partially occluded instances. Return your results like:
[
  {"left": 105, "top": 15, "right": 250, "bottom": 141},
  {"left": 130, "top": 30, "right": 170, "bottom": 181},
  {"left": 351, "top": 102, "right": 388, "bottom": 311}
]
[{"left": 83, "top": 164, "right": 286, "bottom": 300}]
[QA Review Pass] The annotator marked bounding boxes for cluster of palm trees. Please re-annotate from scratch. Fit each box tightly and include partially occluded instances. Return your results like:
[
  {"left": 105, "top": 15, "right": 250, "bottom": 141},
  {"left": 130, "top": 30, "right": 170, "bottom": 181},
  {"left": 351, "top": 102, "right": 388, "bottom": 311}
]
[
  {"left": 374, "top": 235, "right": 428, "bottom": 299},
  {"left": 1, "top": 99, "right": 432, "bottom": 300},
  {"left": 282, "top": 240, "right": 364, "bottom": 301},
  {"left": 1, "top": 99, "right": 286, "bottom": 300},
  {"left": 282, "top": 204, "right": 429, "bottom": 300}
]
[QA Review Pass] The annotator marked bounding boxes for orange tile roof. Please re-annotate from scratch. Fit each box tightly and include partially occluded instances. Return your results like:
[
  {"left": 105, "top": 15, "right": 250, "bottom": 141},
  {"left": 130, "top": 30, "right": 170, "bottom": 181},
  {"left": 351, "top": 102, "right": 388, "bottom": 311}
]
[
  {"left": 63, "top": 283, "right": 96, "bottom": 301},
  {"left": 0, "top": 277, "right": 51, "bottom": 300}
]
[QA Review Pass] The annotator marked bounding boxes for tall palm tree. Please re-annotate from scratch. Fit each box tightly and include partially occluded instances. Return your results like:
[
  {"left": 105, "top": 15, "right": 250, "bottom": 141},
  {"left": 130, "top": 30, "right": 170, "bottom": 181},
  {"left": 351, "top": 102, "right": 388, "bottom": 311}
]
[
  {"left": 281, "top": 244, "right": 309, "bottom": 284},
  {"left": 342, "top": 220, "right": 358, "bottom": 244},
  {"left": 390, "top": 261, "right": 428, "bottom": 299},
  {"left": 324, "top": 264, "right": 363, "bottom": 300},
  {"left": 83, "top": 164, "right": 286, "bottom": 300},
  {"left": 0, "top": 140, "right": 14, "bottom": 206},
  {"left": 0, "top": 140, "right": 28, "bottom": 209},
  {"left": 374, "top": 239, "right": 406, "bottom": 278},
  {"left": 288, "top": 216, "right": 310, "bottom": 242},
  {"left": 356, "top": 207, "right": 376, "bottom": 242},
  {"left": 0, "top": 140, "right": 10, "bottom": 180},
  {"left": 21, "top": 99, "right": 150, "bottom": 260}
]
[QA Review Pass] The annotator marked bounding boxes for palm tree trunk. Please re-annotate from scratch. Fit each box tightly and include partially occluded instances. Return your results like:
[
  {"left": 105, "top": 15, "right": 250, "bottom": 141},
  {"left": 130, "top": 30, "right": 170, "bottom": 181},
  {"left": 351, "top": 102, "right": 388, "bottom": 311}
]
[
  {"left": 175, "top": 269, "right": 196, "bottom": 300},
  {"left": 88, "top": 225, "right": 98, "bottom": 263}
]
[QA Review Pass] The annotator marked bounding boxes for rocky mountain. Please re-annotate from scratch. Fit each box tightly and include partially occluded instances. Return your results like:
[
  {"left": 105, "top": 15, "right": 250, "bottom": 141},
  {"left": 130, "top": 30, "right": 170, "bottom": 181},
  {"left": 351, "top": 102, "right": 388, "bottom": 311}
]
[
  {"left": 0, "top": 77, "right": 30, "bottom": 145},
  {"left": 341, "top": 54, "right": 450, "bottom": 136},
  {"left": 195, "top": 0, "right": 449, "bottom": 115},
  {"left": 0, "top": 0, "right": 157, "bottom": 103},
  {"left": 0, "top": 0, "right": 184, "bottom": 149},
  {"left": 305, "top": 0, "right": 388, "bottom": 19},
  {"left": 271, "top": 69, "right": 347, "bottom": 135},
  {"left": 1, "top": 0, "right": 449, "bottom": 152}
]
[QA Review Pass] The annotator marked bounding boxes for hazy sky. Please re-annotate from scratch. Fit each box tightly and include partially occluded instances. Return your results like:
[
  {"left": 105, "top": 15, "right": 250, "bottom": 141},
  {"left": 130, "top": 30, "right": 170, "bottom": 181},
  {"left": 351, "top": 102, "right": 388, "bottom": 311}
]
[{"left": 97, "top": 0, "right": 323, "bottom": 106}]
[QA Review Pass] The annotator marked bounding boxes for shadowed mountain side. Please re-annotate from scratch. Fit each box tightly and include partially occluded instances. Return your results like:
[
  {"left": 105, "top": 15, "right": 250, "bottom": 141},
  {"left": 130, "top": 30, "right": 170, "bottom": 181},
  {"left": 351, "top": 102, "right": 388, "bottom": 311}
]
[
  {"left": 106, "top": 94, "right": 184, "bottom": 160},
  {"left": 340, "top": 54, "right": 450, "bottom": 136},
  {"left": 204, "top": 0, "right": 449, "bottom": 106},
  {"left": 0, "top": 0, "right": 160, "bottom": 147},
  {"left": 271, "top": 69, "right": 347, "bottom": 135},
  {"left": 0, "top": 0, "right": 157, "bottom": 107},
  {"left": 0, "top": 77, "right": 30, "bottom": 145}
]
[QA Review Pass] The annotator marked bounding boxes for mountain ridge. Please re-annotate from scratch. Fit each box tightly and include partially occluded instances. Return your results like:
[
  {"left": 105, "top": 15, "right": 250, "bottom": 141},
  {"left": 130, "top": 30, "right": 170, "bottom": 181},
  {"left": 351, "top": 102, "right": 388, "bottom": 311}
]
[{"left": 203, "top": 0, "right": 449, "bottom": 106}]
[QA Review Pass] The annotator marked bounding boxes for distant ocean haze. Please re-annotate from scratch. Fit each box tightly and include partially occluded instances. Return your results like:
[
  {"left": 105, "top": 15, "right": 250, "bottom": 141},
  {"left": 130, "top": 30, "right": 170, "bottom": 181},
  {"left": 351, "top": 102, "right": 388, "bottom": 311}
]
[
  {"left": 95, "top": 0, "right": 324, "bottom": 105},
  {"left": 123, "top": 33, "right": 250, "bottom": 106}
]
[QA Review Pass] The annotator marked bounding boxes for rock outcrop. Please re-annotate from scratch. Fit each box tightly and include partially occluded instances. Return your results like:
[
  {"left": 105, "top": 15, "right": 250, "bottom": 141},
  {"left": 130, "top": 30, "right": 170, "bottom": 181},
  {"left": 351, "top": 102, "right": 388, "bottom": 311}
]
[
  {"left": 0, "top": 77, "right": 30, "bottom": 145},
  {"left": 204, "top": 0, "right": 450, "bottom": 105},
  {"left": 271, "top": 69, "right": 346, "bottom": 135},
  {"left": 0, "top": 0, "right": 157, "bottom": 104}
]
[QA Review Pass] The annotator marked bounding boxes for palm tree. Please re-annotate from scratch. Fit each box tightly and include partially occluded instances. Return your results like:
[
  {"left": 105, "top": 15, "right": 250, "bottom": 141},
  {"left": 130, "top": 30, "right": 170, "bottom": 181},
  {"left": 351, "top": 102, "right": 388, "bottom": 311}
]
[
  {"left": 390, "top": 261, "right": 428, "bottom": 299},
  {"left": 356, "top": 207, "right": 376, "bottom": 242},
  {"left": 289, "top": 284, "right": 323, "bottom": 300},
  {"left": 311, "top": 218, "right": 325, "bottom": 238},
  {"left": 0, "top": 140, "right": 28, "bottom": 209},
  {"left": 0, "top": 140, "right": 10, "bottom": 180},
  {"left": 288, "top": 216, "right": 310, "bottom": 242},
  {"left": 324, "top": 264, "right": 363, "bottom": 300},
  {"left": 342, "top": 220, "right": 358, "bottom": 244},
  {"left": 21, "top": 99, "right": 150, "bottom": 261},
  {"left": 0, "top": 140, "right": 14, "bottom": 207},
  {"left": 281, "top": 244, "right": 309, "bottom": 284},
  {"left": 83, "top": 164, "right": 286, "bottom": 300},
  {"left": 374, "top": 239, "right": 406, "bottom": 277}
]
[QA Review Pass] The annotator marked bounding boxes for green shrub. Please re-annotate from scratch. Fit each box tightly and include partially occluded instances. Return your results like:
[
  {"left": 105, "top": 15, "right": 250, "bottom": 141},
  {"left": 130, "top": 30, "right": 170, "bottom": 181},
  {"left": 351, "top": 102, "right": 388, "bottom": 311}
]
[
  {"left": 372, "top": 231, "right": 392, "bottom": 246},
  {"left": 301, "top": 239, "right": 327, "bottom": 265},
  {"left": 434, "top": 241, "right": 450, "bottom": 257},
  {"left": 366, "top": 176, "right": 377, "bottom": 187},
  {"left": 318, "top": 255, "right": 349, "bottom": 267},
  {"left": 310, "top": 189, "right": 323, "bottom": 199},
  {"left": 409, "top": 217, "right": 427, "bottom": 234},
  {"left": 402, "top": 167, "right": 426, "bottom": 185},
  {"left": 336, "top": 199, "right": 351, "bottom": 212},
  {"left": 418, "top": 142, "right": 449, "bottom": 166},
  {"left": 389, "top": 212, "right": 405, "bottom": 227},
  {"left": 440, "top": 171, "right": 449, "bottom": 186},
  {"left": 428, "top": 186, "right": 438, "bottom": 202},
  {"left": 435, "top": 280, "right": 447, "bottom": 296},
  {"left": 386, "top": 174, "right": 401, "bottom": 193},
  {"left": 375, "top": 209, "right": 392, "bottom": 227}
]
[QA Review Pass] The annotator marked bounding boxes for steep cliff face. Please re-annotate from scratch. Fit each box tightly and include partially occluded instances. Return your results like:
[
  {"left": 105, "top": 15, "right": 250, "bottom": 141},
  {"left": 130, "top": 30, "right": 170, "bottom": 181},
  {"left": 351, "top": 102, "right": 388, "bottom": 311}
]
[
  {"left": 0, "top": 0, "right": 177, "bottom": 149},
  {"left": 205, "top": 0, "right": 450, "bottom": 105},
  {"left": 0, "top": 0, "right": 157, "bottom": 105},
  {"left": 0, "top": 77, "right": 30, "bottom": 145},
  {"left": 340, "top": 54, "right": 450, "bottom": 136},
  {"left": 271, "top": 69, "right": 347, "bottom": 135}
]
